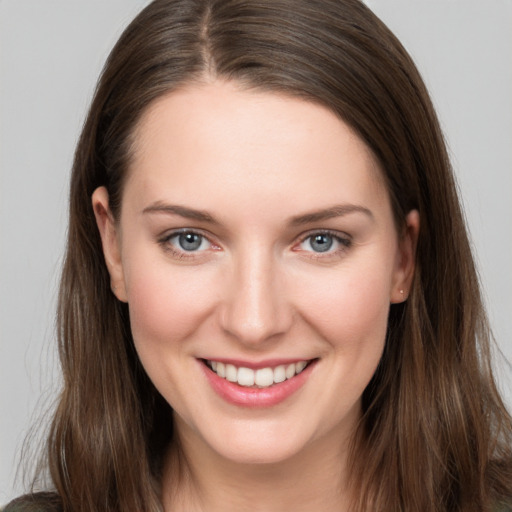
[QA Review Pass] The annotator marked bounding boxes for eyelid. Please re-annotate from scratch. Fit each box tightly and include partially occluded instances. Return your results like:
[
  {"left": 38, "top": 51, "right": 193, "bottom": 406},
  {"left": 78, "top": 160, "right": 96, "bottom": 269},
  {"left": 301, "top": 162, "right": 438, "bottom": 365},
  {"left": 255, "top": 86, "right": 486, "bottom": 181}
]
[
  {"left": 292, "top": 229, "right": 352, "bottom": 255},
  {"left": 157, "top": 227, "right": 352, "bottom": 260},
  {"left": 159, "top": 227, "right": 215, "bottom": 242},
  {"left": 296, "top": 228, "right": 352, "bottom": 243},
  {"left": 158, "top": 228, "right": 221, "bottom": 258}
]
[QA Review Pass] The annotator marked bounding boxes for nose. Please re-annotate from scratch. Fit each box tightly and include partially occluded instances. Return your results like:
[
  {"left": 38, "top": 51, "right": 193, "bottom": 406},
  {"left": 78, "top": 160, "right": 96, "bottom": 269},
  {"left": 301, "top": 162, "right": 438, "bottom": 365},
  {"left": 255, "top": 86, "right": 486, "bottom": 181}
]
[{"left": 219, "top": 247, "right": 293, "bottom": 347}]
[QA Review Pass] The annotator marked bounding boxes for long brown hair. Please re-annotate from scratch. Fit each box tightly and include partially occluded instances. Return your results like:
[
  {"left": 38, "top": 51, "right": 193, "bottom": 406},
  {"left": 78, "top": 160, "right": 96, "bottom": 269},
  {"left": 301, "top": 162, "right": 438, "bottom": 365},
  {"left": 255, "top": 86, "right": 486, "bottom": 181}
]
[{"left": 20, "top": 0, "right": 512, "bottom": 510}]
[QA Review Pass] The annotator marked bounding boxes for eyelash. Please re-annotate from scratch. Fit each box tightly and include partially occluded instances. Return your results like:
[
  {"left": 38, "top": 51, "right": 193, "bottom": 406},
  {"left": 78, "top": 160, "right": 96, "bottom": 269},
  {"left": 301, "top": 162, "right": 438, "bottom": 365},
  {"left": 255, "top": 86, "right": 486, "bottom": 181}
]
[
  {"left": 158, "top": 229, "right": 216, "bottom": 260},
  {"left": 295, "top": 230, "right": 352, "bottom": 258},
  {"left": 158, "top": 229, "right": 352, "bottom": 260}
]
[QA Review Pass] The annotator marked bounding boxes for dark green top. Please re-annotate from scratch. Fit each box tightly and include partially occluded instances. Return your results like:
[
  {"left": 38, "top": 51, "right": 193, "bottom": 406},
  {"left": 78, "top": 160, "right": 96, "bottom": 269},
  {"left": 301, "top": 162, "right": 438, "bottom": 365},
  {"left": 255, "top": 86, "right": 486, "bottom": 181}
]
[{"left": 2, "top": 493, "right": 62, "bottom": 512}]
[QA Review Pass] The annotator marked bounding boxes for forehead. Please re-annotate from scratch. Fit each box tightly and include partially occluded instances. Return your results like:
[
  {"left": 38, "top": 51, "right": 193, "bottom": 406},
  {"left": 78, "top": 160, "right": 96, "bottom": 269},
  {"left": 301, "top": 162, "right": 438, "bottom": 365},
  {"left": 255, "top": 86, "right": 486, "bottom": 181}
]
[{"left": 124, "top": 80, "right": 390, "bottom": 220}]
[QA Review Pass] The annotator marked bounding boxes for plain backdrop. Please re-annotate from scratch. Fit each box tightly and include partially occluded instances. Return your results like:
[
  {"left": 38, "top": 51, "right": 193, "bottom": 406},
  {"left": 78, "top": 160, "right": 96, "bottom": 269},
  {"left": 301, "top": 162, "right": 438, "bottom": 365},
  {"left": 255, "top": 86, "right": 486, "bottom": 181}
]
[{"left": 1, "top": 0, "right": 511, "bottom": 505}]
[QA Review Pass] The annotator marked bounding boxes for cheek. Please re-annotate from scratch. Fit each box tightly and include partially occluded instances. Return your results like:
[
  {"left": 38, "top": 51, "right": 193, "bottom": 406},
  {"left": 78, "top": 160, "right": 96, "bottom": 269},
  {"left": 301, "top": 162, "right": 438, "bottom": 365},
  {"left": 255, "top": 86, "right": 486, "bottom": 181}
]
[
  {"left": 295, "top": 266, "right": 391, "bottom": 413},
  {"left": 296, "top": 265, "right": 391, "bottom": 342},
  {"left": 124, "top": 255, "right": 215, "bottom": 349},
  {"left": 123, "top": 257, "right": 219, "bottom": 411}
]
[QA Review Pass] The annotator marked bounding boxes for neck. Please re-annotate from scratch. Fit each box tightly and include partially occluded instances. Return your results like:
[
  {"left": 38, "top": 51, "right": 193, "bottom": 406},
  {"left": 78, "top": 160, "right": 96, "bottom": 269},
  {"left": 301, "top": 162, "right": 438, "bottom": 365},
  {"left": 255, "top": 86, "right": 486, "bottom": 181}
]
[{"left": 161, "top": 418, "right": 356, "bottom": 512}]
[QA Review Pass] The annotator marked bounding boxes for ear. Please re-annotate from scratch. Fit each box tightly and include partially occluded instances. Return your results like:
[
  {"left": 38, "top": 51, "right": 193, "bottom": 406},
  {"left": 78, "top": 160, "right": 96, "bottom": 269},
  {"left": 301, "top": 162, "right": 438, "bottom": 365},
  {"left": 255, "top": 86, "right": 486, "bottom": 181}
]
[
  {"left": 390, "top": 209, "right": 420, "bottom": 303},
  {"left": 92, "top": 187, "right": 128, "bottom": 302}
]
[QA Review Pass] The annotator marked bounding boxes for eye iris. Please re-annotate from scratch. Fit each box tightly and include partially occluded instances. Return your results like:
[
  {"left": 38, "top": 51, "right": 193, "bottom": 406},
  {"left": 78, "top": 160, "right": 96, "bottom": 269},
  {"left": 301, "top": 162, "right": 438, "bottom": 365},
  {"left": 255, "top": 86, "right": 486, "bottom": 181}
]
[
  {"left": 310, "top": 234, "right": 333, "bottom": 252},
  {"left": 178, "top": 233, "right": 202, "bottom": 251}
]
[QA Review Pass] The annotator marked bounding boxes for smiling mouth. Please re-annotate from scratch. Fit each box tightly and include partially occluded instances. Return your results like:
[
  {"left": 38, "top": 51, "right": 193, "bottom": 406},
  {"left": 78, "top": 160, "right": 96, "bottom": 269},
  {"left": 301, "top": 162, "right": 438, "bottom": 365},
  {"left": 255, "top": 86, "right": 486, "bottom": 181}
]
[{"left": 203, "top": 359, "right": 314, "bottom": 389}]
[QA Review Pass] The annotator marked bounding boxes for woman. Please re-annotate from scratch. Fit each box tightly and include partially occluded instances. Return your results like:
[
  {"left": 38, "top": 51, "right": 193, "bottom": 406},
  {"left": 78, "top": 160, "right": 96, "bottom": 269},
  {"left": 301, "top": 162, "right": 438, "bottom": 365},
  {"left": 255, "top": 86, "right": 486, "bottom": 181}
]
[{"left": 5, "top": 0, "right": 512, "bottom": 510}]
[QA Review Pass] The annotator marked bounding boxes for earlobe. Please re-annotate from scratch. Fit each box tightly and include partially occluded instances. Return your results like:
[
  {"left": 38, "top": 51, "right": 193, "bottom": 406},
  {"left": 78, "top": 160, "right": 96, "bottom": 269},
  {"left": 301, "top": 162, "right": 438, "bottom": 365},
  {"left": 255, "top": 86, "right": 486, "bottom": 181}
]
[
  {"left": 91, "top": 186, "right": 128, "bottom": 302},
  {"left": 391, "top": 209, "right": 420, "bottom": 303}
]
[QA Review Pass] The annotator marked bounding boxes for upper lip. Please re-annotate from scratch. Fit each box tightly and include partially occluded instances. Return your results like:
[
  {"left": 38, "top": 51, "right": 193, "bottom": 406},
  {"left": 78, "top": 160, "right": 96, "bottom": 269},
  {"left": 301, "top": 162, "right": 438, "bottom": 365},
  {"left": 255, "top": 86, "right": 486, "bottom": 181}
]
[{"left": 200, "top": 357, "right": 316, "bottom": 370}]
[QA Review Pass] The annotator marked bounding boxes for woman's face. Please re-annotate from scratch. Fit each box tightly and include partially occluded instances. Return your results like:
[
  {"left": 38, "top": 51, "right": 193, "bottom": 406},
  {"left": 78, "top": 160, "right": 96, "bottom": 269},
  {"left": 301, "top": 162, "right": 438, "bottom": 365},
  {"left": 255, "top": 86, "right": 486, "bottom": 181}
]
[{"left": 94, "top": 81, "right": 418, "bottom": 465}]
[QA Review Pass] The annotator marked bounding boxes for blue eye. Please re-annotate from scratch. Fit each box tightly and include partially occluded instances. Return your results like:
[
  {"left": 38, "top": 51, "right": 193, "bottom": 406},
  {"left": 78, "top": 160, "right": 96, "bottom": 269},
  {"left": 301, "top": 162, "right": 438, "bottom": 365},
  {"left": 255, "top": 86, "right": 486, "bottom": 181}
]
[
  {"left": 164, "top": 231, "right": 210, "bottom": 253},
  {"left": 309, "top": 233, "right": 334, "bottom": 252},
  {"left": 299, "top": 232, "right": 350, "bottom": 254},
  {"left": 177, "top": 232, "right": 204, "bottom": 251}
]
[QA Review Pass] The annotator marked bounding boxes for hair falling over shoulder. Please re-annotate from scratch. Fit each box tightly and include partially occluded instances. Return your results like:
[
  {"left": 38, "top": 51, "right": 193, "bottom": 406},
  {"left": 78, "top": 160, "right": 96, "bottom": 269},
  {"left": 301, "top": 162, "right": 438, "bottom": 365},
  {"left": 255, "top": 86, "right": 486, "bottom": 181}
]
[{"left": 15, "top": 1, "right": 512, "bottom": 511}]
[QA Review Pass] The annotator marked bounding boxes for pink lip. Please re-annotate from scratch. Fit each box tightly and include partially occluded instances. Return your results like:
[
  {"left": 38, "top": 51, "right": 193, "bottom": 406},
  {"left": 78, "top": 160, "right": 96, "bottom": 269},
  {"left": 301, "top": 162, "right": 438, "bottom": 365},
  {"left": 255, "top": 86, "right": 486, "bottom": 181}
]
[{"left": 199, "top": 359, "right": 317, "bottom": 408}]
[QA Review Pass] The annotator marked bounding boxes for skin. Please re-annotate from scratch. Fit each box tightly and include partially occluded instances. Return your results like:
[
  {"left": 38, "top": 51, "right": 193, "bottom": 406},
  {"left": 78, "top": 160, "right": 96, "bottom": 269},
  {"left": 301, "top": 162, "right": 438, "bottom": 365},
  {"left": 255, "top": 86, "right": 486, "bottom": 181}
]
[{"left": 93, "top": 80, "right": 419, "bottom": 511}]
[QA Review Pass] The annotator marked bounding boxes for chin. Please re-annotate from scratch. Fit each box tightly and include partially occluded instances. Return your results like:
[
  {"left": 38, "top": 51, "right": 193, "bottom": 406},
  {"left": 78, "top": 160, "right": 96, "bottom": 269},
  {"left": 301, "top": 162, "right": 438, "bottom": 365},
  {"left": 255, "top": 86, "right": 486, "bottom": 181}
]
[
  {"left": 199, "top": 419, "right": 316, "bottom": 466},
  {"left": 216, "top": 442, "right": 304, "bottom": 466}
]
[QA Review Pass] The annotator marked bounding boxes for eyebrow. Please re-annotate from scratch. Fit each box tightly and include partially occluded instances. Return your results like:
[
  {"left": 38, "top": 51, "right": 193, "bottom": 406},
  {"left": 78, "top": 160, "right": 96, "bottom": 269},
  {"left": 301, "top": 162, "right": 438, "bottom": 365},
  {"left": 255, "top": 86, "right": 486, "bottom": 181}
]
[
  {"left": 289, "top": 204, "right": 374, "bottom": 226},
  {"left": 142, "top": 202, "right": 373, "bottom": 226},
  {"left": 142, "top": 202, "right": 219, "bottom": 224}
]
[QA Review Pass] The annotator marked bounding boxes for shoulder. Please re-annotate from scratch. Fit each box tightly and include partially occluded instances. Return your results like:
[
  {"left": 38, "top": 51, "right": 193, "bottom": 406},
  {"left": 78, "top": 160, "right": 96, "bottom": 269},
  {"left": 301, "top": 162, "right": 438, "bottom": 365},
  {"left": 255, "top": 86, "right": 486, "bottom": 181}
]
[{"left": 2, "top": 493, "right": 62, "bottom": 512}]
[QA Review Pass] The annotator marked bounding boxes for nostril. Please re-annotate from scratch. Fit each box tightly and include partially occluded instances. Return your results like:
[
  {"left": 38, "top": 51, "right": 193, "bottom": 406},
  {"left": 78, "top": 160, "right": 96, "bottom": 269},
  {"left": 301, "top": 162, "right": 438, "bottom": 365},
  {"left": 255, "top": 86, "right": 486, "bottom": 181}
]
[{"left": 219, "top": 305, "right": 293, "bottom": 345}]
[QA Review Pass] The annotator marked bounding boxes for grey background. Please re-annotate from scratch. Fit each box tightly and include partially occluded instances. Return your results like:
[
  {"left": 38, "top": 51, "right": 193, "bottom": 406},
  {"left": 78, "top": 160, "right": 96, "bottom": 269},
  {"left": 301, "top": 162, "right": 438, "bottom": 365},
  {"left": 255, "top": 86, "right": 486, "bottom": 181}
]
[{"left": 1, "top": 0, "right": 511, "bottom": 504}]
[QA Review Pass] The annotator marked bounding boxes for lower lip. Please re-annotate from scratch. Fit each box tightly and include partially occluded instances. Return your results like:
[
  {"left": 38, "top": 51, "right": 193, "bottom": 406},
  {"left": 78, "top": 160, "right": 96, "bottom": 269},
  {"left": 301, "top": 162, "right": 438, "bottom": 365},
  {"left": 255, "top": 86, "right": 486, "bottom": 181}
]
[{"left": 200, "top": 360, "right": 316, "bottom": 408}]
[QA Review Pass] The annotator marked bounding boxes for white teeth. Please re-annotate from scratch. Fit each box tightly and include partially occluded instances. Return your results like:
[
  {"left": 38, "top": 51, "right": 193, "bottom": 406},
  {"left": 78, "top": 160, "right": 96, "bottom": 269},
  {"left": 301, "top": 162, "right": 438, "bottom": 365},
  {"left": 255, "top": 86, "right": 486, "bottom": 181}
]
[
  {"left": 285, "top": 363, "right": 296, "bottom": 379},
  {"left": 237, "top": 367, "right": 255, "bottom": 386},
  {"left": 255, "top": 367, "right": 274, "bottom": 387},
  {"left": 225, "top": 364, "right": 237, "bottom": 382},
  {"left": 273, "top": 365, "right": 286, "bottom": 383},
  {"left": 207, "top": 360, "right": 310, "bottom": 388},
  {"left": 216, "top": 361, "right": 226, "bottom": 378},
  {"left": 295, "top": 361, "right": 307, "bottom": 373}
]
